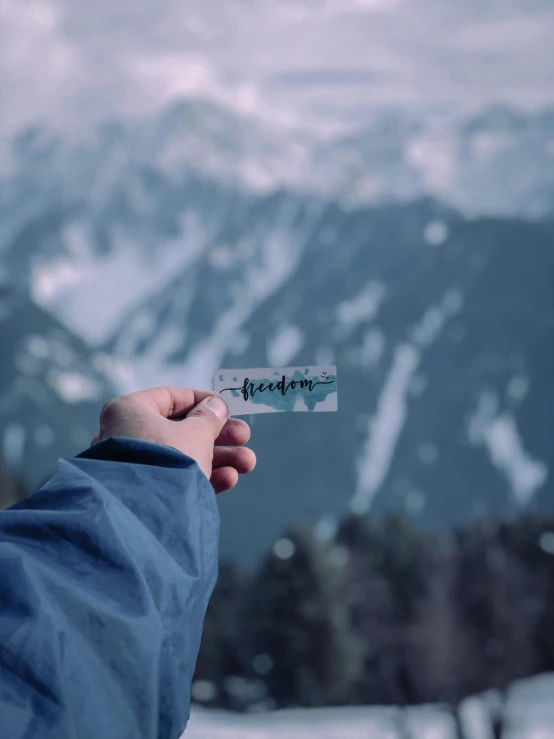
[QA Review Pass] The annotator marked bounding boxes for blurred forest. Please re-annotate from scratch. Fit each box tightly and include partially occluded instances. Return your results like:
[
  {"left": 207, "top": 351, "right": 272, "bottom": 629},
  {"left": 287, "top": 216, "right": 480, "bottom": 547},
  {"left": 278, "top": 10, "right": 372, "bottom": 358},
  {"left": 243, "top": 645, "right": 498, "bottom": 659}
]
[{"left": 193, "top": 510, "right": 554, "bottom": 727}]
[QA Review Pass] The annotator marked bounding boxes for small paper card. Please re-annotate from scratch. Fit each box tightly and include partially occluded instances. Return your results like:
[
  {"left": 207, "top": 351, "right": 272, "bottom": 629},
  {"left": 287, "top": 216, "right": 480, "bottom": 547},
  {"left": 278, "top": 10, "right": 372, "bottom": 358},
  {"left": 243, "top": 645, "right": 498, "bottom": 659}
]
[{"left": 213, "top": 366, "right": 338, "bottom": 416}]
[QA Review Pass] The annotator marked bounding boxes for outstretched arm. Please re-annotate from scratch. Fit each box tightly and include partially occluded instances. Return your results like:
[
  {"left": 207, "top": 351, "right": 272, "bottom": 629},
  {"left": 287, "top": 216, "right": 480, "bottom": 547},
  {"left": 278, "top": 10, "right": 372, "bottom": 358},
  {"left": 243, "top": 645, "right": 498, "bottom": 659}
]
[{"left": 0, "top": 387, "right": 255, "bottom": 739}]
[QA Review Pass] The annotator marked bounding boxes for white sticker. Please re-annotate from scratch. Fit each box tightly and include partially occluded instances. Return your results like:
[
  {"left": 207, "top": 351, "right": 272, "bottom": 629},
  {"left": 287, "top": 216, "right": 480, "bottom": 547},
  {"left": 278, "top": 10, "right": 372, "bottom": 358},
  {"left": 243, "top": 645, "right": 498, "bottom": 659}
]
[{"left": 213, "top": 366, "right": 338, "bottom": 416}]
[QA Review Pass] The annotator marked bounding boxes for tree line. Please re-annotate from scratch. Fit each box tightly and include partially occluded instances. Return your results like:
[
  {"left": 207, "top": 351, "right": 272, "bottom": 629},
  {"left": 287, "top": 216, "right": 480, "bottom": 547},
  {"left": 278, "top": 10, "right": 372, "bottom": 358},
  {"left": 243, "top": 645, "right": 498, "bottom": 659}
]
[{"left": 194, "top": 512, "right": 554, "bottom": 720}]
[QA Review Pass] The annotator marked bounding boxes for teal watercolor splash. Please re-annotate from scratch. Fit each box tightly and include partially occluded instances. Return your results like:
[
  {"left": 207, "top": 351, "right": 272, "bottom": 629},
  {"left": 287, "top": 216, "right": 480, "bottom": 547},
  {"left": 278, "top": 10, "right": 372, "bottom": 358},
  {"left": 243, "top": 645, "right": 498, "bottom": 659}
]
[{"left": 222, "top": 371, "right": 337, "bottom": 412}]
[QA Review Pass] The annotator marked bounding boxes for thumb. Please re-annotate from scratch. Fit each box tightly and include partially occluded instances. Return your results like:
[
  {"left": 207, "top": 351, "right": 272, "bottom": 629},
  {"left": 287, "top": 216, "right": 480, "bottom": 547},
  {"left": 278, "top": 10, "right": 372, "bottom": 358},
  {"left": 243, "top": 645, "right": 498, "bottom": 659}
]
[
  {"left": 183, "top": 395, "right": 230, "bottom": 442},
  {"left": 179, "top": 395, "right": 230, "bottom": 479}
]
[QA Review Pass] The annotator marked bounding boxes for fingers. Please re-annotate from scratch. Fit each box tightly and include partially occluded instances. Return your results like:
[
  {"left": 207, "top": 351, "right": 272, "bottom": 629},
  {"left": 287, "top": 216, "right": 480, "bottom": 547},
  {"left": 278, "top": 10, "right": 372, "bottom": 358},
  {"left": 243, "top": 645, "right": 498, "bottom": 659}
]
[
  {"left": 95, "top": 387, "right": 254, "bottom": 492},
  {"left": 214, "top": 418, "right": 251, "bottom": 447},
  {"left": 123, "top": 386, "right": 215, "bottom": 419},
  {"left": 210, "top": 466, "right": 239, "bottom": 494},
  {"left": 212, "top": 446, "right": 256, "bottom": 474}
]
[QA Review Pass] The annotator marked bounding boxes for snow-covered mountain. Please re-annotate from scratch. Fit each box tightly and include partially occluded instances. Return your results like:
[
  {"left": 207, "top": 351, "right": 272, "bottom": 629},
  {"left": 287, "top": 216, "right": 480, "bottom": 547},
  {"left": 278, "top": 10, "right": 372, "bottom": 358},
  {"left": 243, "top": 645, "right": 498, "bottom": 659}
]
[
  {"left": 1, "top": 99, "right": 553, "bottom": 564},
  {"left": 98, "top": 186, "right": 553, "bottom": 564},
  {"left": 3, "top": 100, "right": 554, "bottom": 348},
  {"left": 0, "top": 287, "right": 117, "bottom": 491},
  {"left": 309, "top": 105, "right": 554, "bottom": 216},
  {"left": 2, "top": 101, "right": 553, "bottom": 315}
]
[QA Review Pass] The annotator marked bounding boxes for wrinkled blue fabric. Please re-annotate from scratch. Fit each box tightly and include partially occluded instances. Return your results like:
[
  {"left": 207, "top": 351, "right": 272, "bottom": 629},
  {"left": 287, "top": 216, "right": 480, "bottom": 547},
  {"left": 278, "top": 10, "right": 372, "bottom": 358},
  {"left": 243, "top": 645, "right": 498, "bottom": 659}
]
[{"left": 0, "top": 437, "right": 220, "bottom": 739}]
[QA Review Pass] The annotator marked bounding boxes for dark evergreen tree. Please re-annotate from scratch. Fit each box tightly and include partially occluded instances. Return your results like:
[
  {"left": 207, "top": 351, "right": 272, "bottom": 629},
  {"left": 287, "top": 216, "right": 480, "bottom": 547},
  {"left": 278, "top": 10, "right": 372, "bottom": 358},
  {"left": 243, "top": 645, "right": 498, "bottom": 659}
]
[
  {"left": 336, "top": 514, "right": 429, "bottom": 705},
  {"left": 240, "top": 524, "right": 363, "bottom": 708},
  {"left": 193, "top": 562, "right": 251, "bottom": 708},
  {"left": 454, "top": 518, "right": 543, "bottom": 694},
  {"left": 501, "top": 515, "right": 554, "bottom": 673},
  {"left": 192, "top": 512, "right": 554, "bottom": 712},
  {"left": 336, "top": 514, "right": 398, "bottom": 704},
  {"left": 407, "top": 543, "right": 478, "bottom": 705}
]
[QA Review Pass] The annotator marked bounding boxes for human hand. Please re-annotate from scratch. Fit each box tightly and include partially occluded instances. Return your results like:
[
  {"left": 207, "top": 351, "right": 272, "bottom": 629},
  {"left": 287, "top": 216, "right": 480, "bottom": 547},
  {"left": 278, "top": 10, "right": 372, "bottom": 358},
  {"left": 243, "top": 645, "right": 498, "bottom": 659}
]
[{"left": 91, "top": 386, "right": 256, "bottom": 494}]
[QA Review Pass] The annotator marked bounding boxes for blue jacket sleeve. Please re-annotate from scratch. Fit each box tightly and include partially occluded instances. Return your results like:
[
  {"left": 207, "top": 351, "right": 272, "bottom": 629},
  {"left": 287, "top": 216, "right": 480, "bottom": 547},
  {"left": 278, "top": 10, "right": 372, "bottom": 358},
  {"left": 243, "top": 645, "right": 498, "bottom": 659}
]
[{"left": 0, "top": 437, "right": 220, "bottom": 739}]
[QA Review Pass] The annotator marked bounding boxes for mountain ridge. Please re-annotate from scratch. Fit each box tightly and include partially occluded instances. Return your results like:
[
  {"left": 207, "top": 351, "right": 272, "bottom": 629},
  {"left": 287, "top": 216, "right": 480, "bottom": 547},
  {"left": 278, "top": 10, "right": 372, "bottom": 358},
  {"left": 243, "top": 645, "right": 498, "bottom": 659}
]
[{"left": 1, "top": 101, "right": 553, "bottom": 564}]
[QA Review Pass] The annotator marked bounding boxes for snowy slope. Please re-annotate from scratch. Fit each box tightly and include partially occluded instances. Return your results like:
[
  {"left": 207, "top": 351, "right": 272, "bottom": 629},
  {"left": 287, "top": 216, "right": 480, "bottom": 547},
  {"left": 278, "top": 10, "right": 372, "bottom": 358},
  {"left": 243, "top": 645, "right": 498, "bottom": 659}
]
[
  {"left": 0, "top": 99, "right": 310, "bottom": 344},
  {"left": 0, "top": 287, "right": 116, "bottom": 494},
  {"left": 183, "top": 673, "right": 554, "bottom": 739},
  {"left": 2, "top": 101, "right": 553, "bottom": 346},
  {"left": 102, "top": 188, "right": 325, "bottom": 390}
]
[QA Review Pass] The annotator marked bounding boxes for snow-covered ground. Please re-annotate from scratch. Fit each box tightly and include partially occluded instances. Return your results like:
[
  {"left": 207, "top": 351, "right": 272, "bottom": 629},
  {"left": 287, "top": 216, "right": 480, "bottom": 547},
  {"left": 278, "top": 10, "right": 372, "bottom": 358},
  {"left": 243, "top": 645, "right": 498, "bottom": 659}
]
[{"left": 183, "top": 673, "right": 554, "bottom": 739}]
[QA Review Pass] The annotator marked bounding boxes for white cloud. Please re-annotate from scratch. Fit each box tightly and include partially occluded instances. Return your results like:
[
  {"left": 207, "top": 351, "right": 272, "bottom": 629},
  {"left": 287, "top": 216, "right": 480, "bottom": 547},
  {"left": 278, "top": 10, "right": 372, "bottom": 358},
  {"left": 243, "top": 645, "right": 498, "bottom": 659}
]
[
  {"left": 124, "top": 54, "right": 220, "bottom": 103},
  {"left": 1, "top": 0, "right": 553, "bottom": 135},
  {"left": 0, "top": 0, "right": 82, "bottom": 134}
]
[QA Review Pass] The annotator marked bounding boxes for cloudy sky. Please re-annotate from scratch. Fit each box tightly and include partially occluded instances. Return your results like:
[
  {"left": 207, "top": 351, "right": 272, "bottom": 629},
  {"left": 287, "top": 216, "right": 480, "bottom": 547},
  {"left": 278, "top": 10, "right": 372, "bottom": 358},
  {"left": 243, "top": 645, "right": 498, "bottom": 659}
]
[{"left": 2, "top": 0, "right": 554, "bottom": 135}]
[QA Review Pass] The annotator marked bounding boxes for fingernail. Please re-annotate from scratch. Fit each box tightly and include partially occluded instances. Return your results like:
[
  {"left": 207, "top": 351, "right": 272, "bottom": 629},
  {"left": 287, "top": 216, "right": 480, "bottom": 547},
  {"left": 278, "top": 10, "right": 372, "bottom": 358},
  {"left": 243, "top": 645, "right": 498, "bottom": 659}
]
[{"left": 206, "top": 395, "right": 229, "bottom": 421}]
